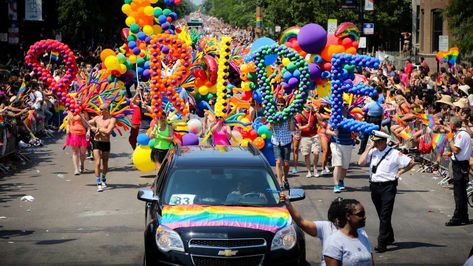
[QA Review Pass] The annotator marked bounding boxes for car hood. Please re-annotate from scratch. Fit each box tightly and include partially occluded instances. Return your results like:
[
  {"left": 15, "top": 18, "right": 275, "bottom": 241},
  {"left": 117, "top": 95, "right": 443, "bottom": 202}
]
[{"left": 160, "top": 204, "right": 290, "bottom": 233}]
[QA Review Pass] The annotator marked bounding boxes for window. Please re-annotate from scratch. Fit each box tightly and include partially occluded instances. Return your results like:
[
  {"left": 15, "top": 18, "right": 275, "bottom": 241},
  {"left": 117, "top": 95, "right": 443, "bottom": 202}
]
[{"left": 432, "top": 9, "right": 443, "bottom": 52}]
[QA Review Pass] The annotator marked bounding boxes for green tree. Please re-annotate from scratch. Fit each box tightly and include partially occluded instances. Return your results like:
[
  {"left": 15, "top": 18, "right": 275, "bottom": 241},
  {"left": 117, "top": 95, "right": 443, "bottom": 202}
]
[{"left": 446, "top": 0, "right": 473, "bottom": 60}]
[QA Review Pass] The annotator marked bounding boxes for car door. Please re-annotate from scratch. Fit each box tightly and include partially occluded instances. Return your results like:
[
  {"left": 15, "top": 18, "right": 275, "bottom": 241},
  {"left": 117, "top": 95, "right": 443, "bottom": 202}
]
[{"left": 148, "top": 158, "right": 171, "bottom": 223}]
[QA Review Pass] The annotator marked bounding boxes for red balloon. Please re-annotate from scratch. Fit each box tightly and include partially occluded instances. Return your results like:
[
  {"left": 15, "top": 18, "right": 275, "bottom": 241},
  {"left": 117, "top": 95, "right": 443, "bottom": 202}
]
[
  {"left": 323, "top": 62, "right": 332, "bottom": 71},
  {"left": 249, "top": 129, "right": 258, "bottom": 140},
  {"left": 342, "top": 38, "right": 353, "bottom": 49},
  {"left": 326, "top": 34, "right": 339, "bottom": 45}
]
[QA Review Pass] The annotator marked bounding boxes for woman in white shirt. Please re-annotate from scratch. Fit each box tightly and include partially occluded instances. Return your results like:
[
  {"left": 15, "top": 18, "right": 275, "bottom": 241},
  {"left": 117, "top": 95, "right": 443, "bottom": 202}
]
[{"left": 280, "top": 194, "right": 370, "bottom": 266}]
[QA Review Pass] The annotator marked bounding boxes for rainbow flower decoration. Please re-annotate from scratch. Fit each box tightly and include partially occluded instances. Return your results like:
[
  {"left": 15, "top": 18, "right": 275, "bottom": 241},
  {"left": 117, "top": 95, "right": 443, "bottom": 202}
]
[{"left": 335, "top": 22, "right": 360, "bottom": 41}]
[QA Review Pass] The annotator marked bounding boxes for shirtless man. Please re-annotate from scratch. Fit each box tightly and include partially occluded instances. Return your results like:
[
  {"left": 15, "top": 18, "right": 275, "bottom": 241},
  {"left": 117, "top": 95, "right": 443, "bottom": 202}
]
[{"left": 89, "top": 104, "right": 116, "bottom": 192}]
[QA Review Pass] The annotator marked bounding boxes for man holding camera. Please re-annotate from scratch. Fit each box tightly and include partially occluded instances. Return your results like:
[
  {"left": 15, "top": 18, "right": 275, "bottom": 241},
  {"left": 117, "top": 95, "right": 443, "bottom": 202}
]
[{"left": 358, "top": 130, "right": 415, "bottom": 253}]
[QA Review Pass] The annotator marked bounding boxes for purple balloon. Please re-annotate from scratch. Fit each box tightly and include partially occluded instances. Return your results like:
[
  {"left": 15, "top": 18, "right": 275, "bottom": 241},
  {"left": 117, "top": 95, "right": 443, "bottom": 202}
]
[
  {"left": 308, "top": 63, "right": 321, "bottom": 81},
  {"left": 182, "top": 133, "right": 199, "bottom": 146},
  {"left": 288, "top": 77, "right": 299, "bottom": 88},
  {"left": 297, "top": 23, "right": 327, "bottom": 54}
]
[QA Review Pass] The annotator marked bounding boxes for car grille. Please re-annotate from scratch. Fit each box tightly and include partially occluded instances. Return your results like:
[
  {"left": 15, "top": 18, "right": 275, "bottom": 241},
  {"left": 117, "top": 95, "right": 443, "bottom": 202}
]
[
  {"left": 192, "top": 255, "right": 263, "bottom": 266},
  {"left": 189, "top": 238, "right": 266, "bottom": 248}
]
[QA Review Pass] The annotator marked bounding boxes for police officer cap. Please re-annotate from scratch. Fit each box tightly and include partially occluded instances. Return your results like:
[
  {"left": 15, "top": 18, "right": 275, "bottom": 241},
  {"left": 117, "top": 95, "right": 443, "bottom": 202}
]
[{"left": 370, "top": 130, "right": 390, "bottom": 141}]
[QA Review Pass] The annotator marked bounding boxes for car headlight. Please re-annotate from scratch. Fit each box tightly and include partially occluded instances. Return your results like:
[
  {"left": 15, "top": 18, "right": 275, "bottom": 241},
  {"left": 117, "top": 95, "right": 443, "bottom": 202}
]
[
  {"left": 271, "top": 224, "right": 297, "bottom": 251},
  {"left": 156, "top": 225, "right": 185, "bottom": 252}
]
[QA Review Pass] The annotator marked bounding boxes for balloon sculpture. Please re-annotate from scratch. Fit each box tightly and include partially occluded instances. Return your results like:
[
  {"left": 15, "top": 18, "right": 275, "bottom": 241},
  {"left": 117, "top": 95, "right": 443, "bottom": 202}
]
[
  {"left": 329, "top": 53, "right": 380, "bottom": 134},
  {"left": 25, "top": 39, "right": 79, "bottom": 113},
  {"left": 215, "top": 37, "right": 232, "bottom": 117}
]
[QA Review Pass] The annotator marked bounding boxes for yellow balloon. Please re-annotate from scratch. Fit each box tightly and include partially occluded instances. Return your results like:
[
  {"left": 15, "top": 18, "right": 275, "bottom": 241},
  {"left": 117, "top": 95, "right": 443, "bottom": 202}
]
[
  {"left": 121, "top": 4, "right": 131, "bottom": 14},
  {"left": 317, "top": 81, "right": 332, "bottom": 98},
  {"left": 104, "top": 56, "right": 119, "bottom": 70},
  {"left": 143, "top": 25, "right": 154, "bottom": 36},
  {"left": 198, "top": 86, "right": 209, "bottom": 95},
  {"left": 282, "top": 58, "right": 291, "bottom": 66},
  {"left": 129, "top": 55, "right": 137, "bottom": 64},
  {"left": 143, "top": 6, "right": 154, "bottom": 16},
  {"left": 150, "top": 0, "right": 158, "bottom": 3},
  {"left": 119, "top": 64, "right": 127, "bottom": 74},
  {"left": 152, "top": 25, "right": 162, "bottom": 34},
  {"left": 208, "top": 85, "right": 217, "bottom": 94},
  {"left": 125, "top": 16, "right": 136, "bottom": 27},
  {"left": 132, "top": 146, "right": 155, "bottom": 172},
  {"left": 240, "top": 139, "right": 250, "bottom": 147}
]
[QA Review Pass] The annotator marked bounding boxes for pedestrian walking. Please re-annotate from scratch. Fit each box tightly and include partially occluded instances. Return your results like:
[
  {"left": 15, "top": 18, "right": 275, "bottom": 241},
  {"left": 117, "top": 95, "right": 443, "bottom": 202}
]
[
  {"left": 323, "top": 199, "right": 373, "bottom": 266},
  {"left": 268, "top": 98, "right": 295, "bottom": 189},
  {"left": 65, "top": 111, "right": 89, "bottom": 175},
  {"left": 295, "top": 99, "right": 320, "bottom": 177},
  {"left": 358, "top": 130, "right": 415, "bottom": 252},
  {"left": 89, "top": 104, "right": 116, "bottom": 192},
  {"left": 443, "top": 116, "right": 471, "bottom": 226}
]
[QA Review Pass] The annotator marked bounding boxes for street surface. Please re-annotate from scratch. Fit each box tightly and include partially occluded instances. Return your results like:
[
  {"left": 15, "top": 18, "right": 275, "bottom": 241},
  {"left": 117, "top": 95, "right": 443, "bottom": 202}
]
[{"left": 1, "top": 134, "right": 472, "bottom": 265}]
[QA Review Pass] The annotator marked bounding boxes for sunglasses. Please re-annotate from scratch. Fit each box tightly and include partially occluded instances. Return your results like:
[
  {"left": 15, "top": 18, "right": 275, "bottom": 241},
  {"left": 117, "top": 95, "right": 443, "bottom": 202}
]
[
  {"left": 351, "top": 211, "right": 366, "bottom": 218},
  {"left": 276, "top": 104, "right": 285, "bottom": 107}
]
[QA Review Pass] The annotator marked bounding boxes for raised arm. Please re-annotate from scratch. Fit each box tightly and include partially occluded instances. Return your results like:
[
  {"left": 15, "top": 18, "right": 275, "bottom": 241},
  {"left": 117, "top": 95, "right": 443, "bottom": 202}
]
[{"left": 280, "top": 192, "right": 317, "bottom": 237}]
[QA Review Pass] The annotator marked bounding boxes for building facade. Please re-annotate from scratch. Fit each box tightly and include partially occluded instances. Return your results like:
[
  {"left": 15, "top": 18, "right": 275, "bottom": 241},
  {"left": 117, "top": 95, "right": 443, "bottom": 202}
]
[{"left": 413, "top": 0, "right": 453, "bottom": 55}]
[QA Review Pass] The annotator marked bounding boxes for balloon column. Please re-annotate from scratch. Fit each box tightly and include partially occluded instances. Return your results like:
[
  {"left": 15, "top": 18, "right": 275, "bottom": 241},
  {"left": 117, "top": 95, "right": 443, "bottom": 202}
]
[
  {"left": 329, "top": 53, "right": 380, "bottom": 134},
  {"left": 25, "top": 39, "right": 79, "bottom": 113},
  {"left": 253, "top": 44, "right": 311, "bottom": 124},
  {"left": 215, "top": 37, "right": 232, "bottom": 117},
  {"left": 148, "top": 34, "right": 192, "bottom": 118}
]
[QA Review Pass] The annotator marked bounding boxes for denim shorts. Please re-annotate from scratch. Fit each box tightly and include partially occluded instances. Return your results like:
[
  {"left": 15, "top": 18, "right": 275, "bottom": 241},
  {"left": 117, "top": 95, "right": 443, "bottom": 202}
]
[{"left": 273, "top": 143, "right": 292, "bottom": 161}]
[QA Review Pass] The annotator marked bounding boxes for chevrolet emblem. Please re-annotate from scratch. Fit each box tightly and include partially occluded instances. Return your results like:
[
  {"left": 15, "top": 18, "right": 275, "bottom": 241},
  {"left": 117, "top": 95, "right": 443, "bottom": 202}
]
[{"left": 218, "top": 249, "right": 238, "bottom": 257}]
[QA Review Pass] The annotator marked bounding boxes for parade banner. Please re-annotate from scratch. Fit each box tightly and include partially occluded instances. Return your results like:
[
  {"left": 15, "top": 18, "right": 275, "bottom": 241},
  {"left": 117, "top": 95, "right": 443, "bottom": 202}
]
[{"left": 25, "top": 0, "right": 43, "bottom": 21}]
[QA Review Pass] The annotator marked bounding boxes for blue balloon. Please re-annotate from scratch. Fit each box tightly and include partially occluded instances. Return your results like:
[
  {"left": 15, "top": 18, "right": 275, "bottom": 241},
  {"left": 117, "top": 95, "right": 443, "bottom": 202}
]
[
  {"left": 250, "top": 37, "right": 278, "bottom": 66},
  {"left": 253, "top": 90, "right": 263, "bottom": 103},
  {"left": 158, "top": 15, "right": 167, "bottom": 24},
  {"left": 128, "top": 41, "right": 137, "bottom": 49},
  {"left": 137, "top": 32, "right": 147, "bottom": 41},
  {"left": 137, "top": 133, "right": 150, "bottom": 146},
  {"left": 262, "top": 139, "right": 276, "bottom": 166}
]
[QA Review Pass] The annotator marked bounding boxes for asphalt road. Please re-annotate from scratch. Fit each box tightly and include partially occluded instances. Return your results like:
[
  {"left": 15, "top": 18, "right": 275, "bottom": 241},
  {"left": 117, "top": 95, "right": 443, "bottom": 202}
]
[{"left": 1, "top": 134, "right": 472, "bottom": 265}]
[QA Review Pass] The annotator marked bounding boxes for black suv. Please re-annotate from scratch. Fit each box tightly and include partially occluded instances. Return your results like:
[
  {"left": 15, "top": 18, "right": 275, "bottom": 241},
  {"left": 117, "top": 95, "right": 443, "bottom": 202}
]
[{"left": 138, "top": 145, "right": 307, "bottom": 266}]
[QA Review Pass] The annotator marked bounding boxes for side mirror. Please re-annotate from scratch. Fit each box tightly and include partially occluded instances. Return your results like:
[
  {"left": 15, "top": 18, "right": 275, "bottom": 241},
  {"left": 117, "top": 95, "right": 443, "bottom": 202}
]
[
  {"left": 137, "top": 188, "right": 159, "bottom": 203},
  {"left": 288, "top": 188, "right": 305, "bottom": 202}
]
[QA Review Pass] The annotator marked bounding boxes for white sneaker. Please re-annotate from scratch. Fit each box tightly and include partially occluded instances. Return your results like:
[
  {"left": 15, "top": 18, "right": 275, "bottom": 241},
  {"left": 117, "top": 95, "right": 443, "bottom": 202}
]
[
  {"left": 97, "top": 185, "right": 103, "bottom": 192},
  {"left": 306, "top": 171, "right": 313, "bottom": 178},
  {"left": 290, "top": 168, "right": 298, "bottom": 175},
  {"left": 313, "top": 170, "right": 320, "bottom": 177},
  {"left": 74, "top": 170, "right": 80, "bottom": 176},
  {"left": 321, "top": 167, "right": 331, "bottom": 175},
  {"left": 101, "top": 181, "right": 107, "bottom": 188}
]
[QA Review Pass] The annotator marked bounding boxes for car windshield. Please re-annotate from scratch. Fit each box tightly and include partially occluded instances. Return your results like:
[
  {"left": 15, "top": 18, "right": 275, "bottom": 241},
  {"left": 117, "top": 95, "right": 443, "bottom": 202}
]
[{"left": 162, "top": 167, "right": 280, "bottom": 207}]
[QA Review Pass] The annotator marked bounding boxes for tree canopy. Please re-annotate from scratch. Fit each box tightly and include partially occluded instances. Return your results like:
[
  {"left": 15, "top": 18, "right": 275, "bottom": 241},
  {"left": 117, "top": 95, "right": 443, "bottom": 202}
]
[
  {"left": 203, "top": 0, "right": 412, "bottom": 51},
  {"left": 445, "top": 0, "right": 473, "bottom": 60}
]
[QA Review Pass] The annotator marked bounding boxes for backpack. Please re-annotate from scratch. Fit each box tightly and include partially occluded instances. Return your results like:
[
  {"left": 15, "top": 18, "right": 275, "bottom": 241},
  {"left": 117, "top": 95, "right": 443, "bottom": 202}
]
[{"left": 418, "top": 132, "right": 432, "bottom": 154}]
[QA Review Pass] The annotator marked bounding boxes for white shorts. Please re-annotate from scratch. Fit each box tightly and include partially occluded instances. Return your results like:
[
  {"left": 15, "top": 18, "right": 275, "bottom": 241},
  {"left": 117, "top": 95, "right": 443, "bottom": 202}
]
[
  {"left": 300, "top": 135, "right": 321, "bottom": 156},
  {"left": 330, "top": 143, "right": 353, "bottom": 169}
]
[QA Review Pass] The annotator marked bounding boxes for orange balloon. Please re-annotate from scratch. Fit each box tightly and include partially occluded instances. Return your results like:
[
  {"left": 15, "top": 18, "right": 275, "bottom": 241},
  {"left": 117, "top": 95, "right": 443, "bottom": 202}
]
[
  {"left": 253, "top": 137, "right": 265, "bottom": 150},
  {"left": 346, "top": 47, "right": 357, "bottom": 55},
  {"left": 100, "top": 49, "right": 116, "bottom": 62}
]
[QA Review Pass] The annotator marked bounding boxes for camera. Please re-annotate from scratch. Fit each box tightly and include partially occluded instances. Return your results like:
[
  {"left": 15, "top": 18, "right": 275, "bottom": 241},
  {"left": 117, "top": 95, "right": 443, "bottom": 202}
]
[{"left": 372, "top": 165, "right": 377, "bottom": 174}]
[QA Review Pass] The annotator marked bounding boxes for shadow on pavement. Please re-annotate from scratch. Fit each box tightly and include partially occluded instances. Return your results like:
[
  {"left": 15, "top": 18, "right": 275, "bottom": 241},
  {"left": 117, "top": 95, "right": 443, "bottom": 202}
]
[
  {"left": 85, "top": 183, "right": 142, "bottom": 190},
  {"left": 0, "top": 229, "right": 35, "bottom": 239},
  {"left": 109, "top": 152, "right": 131, "bottom": 159},
  {"left": 36, "top": 238, "right": 77, "bottom": 245},
  {"left": 389, "top": 241, "right": 446, "bottom": 251},
  {"left": 0, "top": 182, "right": 37, "bottom": 203}
]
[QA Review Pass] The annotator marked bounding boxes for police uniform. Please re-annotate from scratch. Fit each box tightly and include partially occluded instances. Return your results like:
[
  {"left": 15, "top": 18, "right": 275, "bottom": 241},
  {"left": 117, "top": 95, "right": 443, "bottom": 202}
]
[
  {"left": 447, "top": 128, "right": 471, "bottom": 226},
  {"left": 367, "top": 131, "right": 411, "bottom": 249}
]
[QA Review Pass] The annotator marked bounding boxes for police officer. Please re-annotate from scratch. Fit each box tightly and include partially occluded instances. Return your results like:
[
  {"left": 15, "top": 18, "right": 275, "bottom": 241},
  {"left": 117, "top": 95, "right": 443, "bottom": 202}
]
[
  {"left": 443, "top": 117, "right": 471, "bottom": 226},
  {"left": 358, "top": 130, "right": 415, "bottom": 253}
]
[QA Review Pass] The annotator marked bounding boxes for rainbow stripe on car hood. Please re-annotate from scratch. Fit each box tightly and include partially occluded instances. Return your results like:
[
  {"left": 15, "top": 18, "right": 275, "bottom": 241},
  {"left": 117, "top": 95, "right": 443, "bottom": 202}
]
[{"left": 160, "top": 205, "right": 290, "bottom": 233}]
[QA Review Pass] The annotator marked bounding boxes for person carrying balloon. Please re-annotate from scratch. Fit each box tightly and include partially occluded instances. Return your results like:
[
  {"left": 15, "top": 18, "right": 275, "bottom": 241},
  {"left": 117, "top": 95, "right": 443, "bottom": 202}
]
[
  {"left": 210, "top": 116, "right": 231, "bottom": 146},
  {"left": 149, "top": 115, "right": 174, "bottom": 169}
]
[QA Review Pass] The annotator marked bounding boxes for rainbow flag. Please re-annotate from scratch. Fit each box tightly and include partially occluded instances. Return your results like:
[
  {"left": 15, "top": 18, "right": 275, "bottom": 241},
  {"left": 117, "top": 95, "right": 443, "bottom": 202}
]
[
  {"left": 432, "top": 133, "right": 447, "bottom": 153},
  {"left": 15, "top": 81, "right": 27, "bottom": 102},
  {"left": 399, "top": 127, "right": 413, "bottom": 140},
  {"left": 51, "top": 51, "right": 60, "bottom": 61},
  {"left": 161, "top": 205, "right": 290, "bottom": 233},
  {"left": 416, "top": 113, "right": 435, "bottom": 128}
]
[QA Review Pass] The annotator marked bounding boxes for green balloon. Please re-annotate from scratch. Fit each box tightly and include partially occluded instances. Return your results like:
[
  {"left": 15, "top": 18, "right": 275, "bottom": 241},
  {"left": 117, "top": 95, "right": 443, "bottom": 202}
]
[
  {"left": 127, "top": 35, "right": 136, "bottom": 42},
  {"left": 163, "top": 9, "right": 172, "bottom": 16},
  {"left": 124, "top": 0, "right": 132, "bottom": 4},
  {"left": 286, "top": 63, "right": 297, "bottom": 72},
  {"left": 206, "top": 93, "right": 215, "bottom": 101},
  {"left": 117, "top": 53, "right": 126, "bottom": 64},
  {"left": 248, "top": 72, "right": 257, "bottom": 81},
  {"left": 130, "top": 24, "right": 140, "bottom": 34},
  {"left": 194, "top": 93, "right": 202, "bottom": 102},
  {"left": 137, "top": 57, "right": 145, "bottom": 67},
  {"left": 153, "top": 7, "right": 163, "bottom": 17}
]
